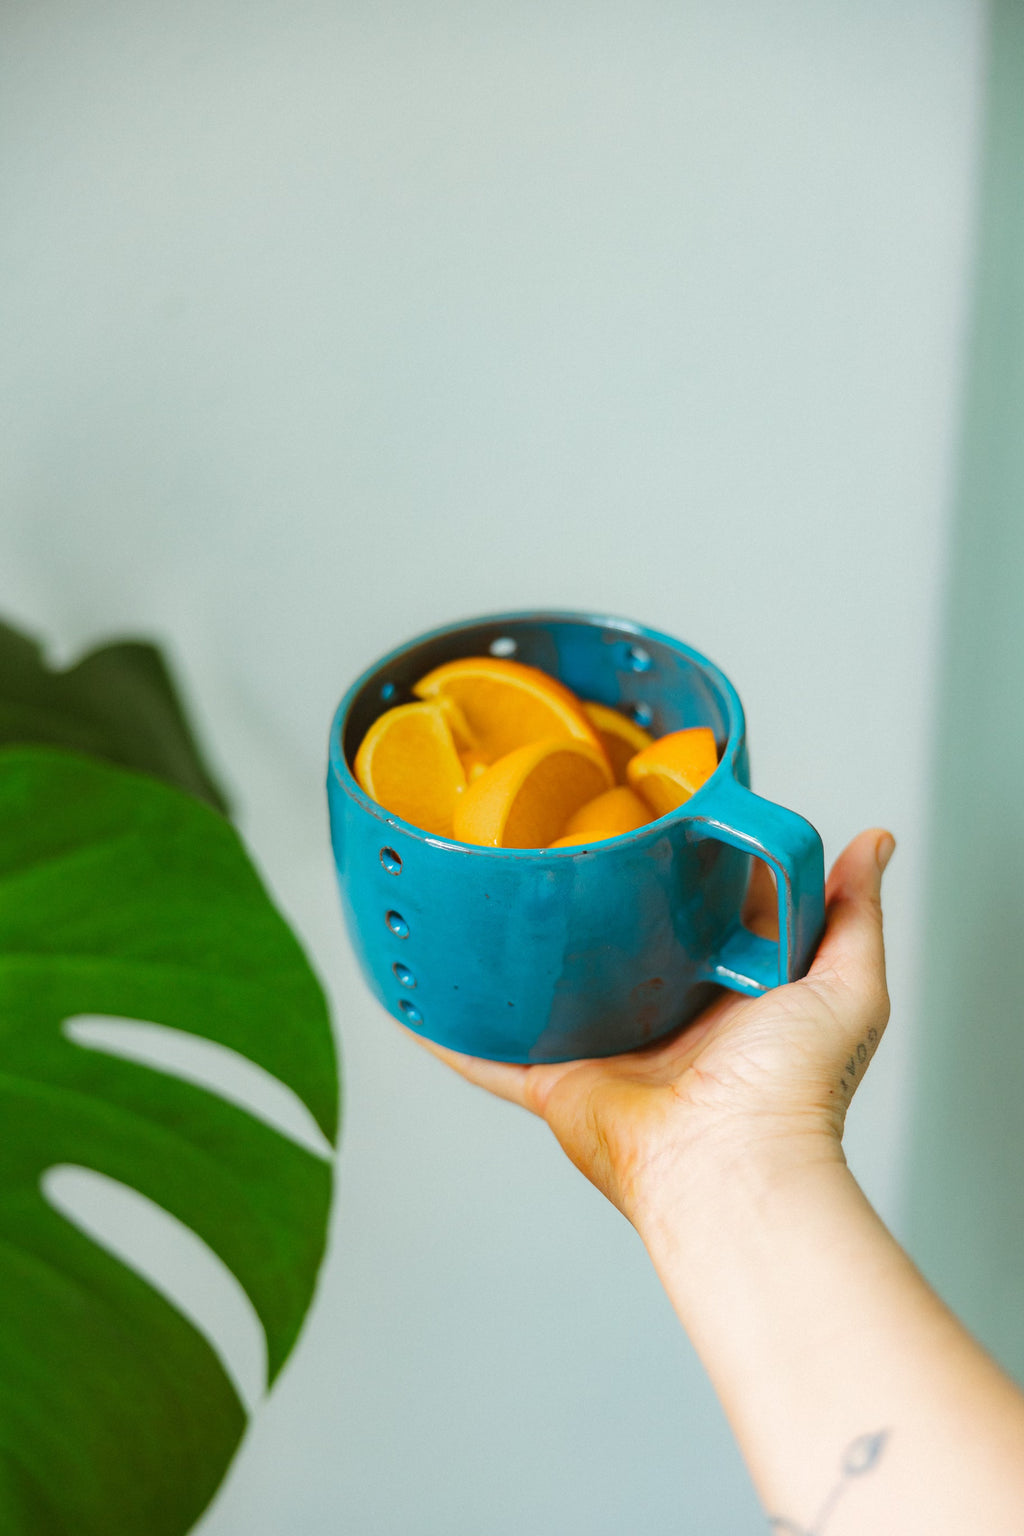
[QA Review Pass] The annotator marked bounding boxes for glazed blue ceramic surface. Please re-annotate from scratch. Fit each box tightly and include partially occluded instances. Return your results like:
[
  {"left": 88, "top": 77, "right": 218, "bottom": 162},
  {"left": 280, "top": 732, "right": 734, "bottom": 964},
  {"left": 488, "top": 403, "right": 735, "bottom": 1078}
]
[{"left": 327, "top": 612, "right": 825, "bottom": 1063}]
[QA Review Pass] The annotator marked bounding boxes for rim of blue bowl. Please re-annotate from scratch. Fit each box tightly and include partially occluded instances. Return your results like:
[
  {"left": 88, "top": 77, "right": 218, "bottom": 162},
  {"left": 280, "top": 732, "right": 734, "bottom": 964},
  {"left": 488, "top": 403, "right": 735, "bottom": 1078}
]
[{"left": 328, "top": 609, "right": 747, "bottom": 855}]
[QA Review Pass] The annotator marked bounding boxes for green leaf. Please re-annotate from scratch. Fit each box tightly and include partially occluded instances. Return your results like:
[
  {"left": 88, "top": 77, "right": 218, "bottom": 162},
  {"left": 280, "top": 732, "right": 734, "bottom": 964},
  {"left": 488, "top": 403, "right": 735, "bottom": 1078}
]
[
  {"left": 0, "top": 746, "right": 339, "bottom": 1536},
  {"left": 0, "top": 620, "right": 230, "bottom": 814}
]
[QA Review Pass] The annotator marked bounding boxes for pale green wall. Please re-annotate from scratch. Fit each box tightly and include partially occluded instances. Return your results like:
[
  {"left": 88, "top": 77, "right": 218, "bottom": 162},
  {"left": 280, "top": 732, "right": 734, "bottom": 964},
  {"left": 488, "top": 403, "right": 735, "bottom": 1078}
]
[{"left": 905, "top": 0, "right": 1024, "bottom": 1380}]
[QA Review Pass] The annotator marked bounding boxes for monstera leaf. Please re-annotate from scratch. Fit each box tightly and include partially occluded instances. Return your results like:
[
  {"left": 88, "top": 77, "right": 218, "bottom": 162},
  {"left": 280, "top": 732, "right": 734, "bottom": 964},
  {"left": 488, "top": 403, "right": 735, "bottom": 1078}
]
[
  {"left": 0, "top": 619, "right": 230, "bottom": 813},
  {"left": 0, "top": 630, "right": 338, "bottom": 1535}
]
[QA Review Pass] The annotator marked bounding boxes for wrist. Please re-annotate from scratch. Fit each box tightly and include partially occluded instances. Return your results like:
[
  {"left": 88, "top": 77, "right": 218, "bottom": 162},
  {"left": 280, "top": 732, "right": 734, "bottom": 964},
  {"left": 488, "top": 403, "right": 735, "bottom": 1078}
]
[{"left": 628, "top": 1116, "right": 849, "bottom": 1262}]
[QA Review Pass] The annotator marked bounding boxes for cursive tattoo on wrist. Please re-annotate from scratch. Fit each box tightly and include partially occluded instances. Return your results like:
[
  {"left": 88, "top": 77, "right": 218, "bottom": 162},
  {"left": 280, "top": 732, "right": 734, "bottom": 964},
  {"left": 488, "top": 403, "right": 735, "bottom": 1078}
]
[
  {"left": 767, "top": 1429, "right": 889, "bottom": 1536},
  {"left": 838, "top": 1026, "right": 879, "bottom": 1096}
]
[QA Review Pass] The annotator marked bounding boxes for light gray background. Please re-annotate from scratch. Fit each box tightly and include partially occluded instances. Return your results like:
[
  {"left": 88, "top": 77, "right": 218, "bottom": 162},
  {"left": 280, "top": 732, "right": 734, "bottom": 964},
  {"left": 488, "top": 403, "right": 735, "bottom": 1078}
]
[{"left": 1, "top": 3, "right": 985, "bottom": 1532}]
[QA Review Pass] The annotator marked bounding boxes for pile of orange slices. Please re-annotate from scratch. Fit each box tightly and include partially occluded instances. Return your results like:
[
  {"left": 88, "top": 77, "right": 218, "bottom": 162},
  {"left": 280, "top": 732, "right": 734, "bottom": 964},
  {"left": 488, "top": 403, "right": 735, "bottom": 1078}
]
[{"left": 353, "top": 656, "right": 719, "bottom": 848}]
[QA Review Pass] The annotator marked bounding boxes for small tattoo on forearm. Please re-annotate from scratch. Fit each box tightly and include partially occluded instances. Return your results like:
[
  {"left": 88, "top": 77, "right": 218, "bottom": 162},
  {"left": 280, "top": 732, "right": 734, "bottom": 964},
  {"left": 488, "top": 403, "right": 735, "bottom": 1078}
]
[
  {"left": 839, "top": 1027, "right": 879, "bottom": 1093},
  {"left": 767, "top": 1428, "right": 889, "bottom": 1535}
]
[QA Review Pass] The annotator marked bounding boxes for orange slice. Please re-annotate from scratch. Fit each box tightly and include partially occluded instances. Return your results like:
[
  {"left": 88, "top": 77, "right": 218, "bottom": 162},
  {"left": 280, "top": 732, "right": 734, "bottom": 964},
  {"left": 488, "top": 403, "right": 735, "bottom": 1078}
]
[
  {"left": 413, "top": 656, "right": 608, "bottom": 766},
  {"left": 354, "top": 701, "right": 467, "bottom": 836},
  {"left": 453, "top": 737, "right": 613, "bottom": 848},
  {"left": 582, "top": 702, "right": 654, "bottom": 784},
  {"left": 563, "top": 785, "right": 652, "bottom": 839},
  {"left": 627, "top": 727, "right": 718, "bottom": 818},
  {"left": 549, "top": 785, "right": 653, "bottom": 848}
]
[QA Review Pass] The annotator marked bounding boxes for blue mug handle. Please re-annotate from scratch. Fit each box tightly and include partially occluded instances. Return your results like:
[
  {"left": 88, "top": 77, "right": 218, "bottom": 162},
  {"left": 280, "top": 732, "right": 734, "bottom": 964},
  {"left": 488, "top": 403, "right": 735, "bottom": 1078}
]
[{"left": 684, "top": 775, "right": 826, "bottom": 995}]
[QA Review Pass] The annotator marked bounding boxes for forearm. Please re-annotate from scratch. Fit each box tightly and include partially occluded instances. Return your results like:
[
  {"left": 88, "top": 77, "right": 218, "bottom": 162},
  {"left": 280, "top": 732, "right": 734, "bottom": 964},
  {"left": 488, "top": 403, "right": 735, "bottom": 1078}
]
[{"left": 636, "top": 1142, "right": 1024, "bottom": 1534}]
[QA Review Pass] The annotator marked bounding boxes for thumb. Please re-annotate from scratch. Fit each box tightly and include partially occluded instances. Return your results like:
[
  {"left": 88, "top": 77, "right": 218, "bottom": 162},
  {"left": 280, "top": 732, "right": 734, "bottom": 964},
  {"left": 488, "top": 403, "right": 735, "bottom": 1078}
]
[{"left": 806, "top": 828, "right": 894, "bottom": 1032}]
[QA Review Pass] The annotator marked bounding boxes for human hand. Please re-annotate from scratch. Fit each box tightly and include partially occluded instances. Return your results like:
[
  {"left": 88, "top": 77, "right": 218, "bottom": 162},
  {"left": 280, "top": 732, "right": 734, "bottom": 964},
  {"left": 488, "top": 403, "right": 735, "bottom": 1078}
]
[{"left": 414, "top": 828, "right": 894, "bottom": 1233}]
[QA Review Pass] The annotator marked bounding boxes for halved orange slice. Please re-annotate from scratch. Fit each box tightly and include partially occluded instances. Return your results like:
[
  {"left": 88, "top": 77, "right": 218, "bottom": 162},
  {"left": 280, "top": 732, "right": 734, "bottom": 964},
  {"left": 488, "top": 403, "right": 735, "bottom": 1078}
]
[
  {"left": 627, "top": 727, "right": 718, "bottom": 817},
  {"left": 563, "top": 785, "right": 652, "bottom": 839},
  {"left": 453, "top": 737, "right": 613, "bottom": 848},
  {"left": 413, "top": 656, "right": 608, "bottom": 766},
  {"left": 354, "top": 701, "right": 467, "bottom": 836},
  {"left": 582, "top": 702, "right": 654, "bottom": 785}
]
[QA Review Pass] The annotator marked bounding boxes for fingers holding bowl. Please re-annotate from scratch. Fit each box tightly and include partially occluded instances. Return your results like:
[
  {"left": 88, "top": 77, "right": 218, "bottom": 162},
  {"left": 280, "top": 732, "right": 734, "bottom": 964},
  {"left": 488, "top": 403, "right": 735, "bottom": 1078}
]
[{"left": 803, "top": 827, "right": 895, "bottom": 1063}]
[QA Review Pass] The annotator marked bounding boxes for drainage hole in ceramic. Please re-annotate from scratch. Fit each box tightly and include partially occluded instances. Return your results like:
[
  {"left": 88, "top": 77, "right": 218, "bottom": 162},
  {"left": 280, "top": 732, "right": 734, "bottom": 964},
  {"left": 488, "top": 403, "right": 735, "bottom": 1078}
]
[
  {"left": 380, "top": 681, "right": 396, "bottom": 701},
  {"left": 398, "top": 998, "right": 423, "bottom": 1026},
  {"left": 489, "top": 635, "right": 517, "bottom": 657},
  {"left": 630, "top": 701, "right": 654, "bottom": 729},
  {"left": 392, "top": 962, "right": 416, "bottom": 988},
  {"left": 380, "top": 846, "right": 402, "bottom": 874},
  {"left": 625, "top": 644, "right": 652, "bottom": 673},
  {"left": 385, "top": 910, "right": 409, "bottom": 938}
]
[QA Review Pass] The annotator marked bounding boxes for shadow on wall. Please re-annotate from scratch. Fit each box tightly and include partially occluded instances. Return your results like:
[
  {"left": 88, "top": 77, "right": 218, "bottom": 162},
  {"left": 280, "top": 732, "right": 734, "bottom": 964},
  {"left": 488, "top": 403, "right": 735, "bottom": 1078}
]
[{"left": 905, "top": 0, "right": 1024, "bottom": 1382}]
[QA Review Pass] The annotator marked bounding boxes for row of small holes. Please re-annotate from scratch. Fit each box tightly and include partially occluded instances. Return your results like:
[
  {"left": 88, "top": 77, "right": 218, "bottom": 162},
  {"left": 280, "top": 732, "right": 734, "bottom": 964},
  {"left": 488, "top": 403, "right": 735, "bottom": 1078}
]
[
  {"left": 379, "top": 846, "right": 422, "bottom": 1020},
  {"left": 384, "top": 912, "right": 421, "bottom": 1022}
]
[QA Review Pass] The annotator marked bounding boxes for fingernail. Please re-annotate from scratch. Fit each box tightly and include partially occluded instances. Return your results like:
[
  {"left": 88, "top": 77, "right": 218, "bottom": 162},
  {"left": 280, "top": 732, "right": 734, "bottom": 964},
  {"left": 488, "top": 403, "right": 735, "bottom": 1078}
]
[{"left": 876, "top": 833, "right": 896, "bottom": 872}]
